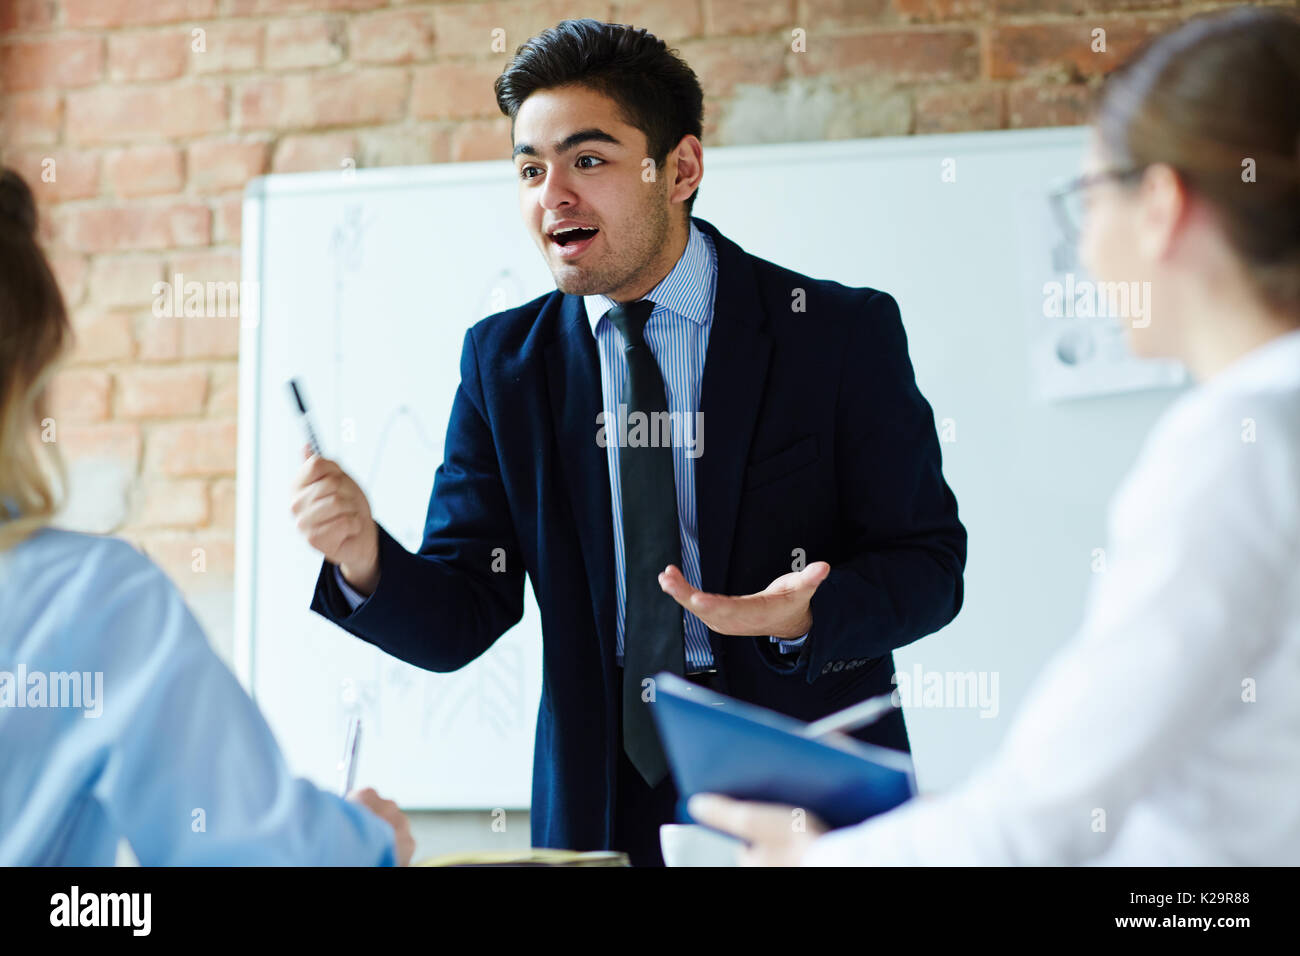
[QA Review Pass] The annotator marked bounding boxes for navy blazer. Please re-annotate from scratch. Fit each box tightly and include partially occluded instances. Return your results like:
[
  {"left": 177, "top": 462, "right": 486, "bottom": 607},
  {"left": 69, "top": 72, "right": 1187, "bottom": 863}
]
[{"left": 311, "top": 216, "right": 966, "bottom": 851}]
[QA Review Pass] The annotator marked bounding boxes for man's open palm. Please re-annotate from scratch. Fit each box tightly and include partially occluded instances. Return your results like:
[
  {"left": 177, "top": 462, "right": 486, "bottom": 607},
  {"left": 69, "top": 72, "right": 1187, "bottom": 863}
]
[{"left": 657, "top": 561, "right": 831, "bottom": 638}]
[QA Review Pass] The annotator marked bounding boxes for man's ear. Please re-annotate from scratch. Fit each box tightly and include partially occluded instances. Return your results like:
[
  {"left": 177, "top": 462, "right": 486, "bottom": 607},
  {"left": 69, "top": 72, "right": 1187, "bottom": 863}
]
[{"left": 669, "top": 134, "right": 704, "bottom": 207}]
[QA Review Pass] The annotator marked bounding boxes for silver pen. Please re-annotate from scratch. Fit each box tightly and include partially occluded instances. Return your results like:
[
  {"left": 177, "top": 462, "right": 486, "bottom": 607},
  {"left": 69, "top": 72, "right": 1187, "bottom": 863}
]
[
  {"left": 802, "top": 691, "right": 900, "bottom": 739},
  {"left": 288, "top": 378, "right": 323, "bottom": 457},
  {"left": 338, "top": 716, "right": 362, "bottom": 797}
]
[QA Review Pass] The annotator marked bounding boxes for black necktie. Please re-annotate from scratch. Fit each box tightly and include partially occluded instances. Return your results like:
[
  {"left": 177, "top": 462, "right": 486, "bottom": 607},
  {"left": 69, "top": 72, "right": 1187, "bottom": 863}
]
[{"left": 606, "top": 299, "right": 687, "bottom": 787}]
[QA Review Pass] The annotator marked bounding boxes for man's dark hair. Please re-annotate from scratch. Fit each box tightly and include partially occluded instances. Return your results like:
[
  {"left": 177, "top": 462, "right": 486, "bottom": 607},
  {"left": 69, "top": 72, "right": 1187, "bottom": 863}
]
[{"left": 494, "top": 18, "right": 704, "bottom": 213}]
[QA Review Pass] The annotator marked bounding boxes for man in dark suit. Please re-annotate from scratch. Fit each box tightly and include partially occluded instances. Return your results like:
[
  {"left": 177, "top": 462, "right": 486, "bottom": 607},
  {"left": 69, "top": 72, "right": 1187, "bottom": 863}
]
[{"left": 292, "top": 18, "right": 965, "bottom": 866}]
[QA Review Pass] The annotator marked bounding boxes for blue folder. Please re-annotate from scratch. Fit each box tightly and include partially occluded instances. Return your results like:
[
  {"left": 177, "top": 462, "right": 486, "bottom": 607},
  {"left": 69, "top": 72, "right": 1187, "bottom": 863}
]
[{"left": 650, "top": 671, "right": 917, "bottom": 830}]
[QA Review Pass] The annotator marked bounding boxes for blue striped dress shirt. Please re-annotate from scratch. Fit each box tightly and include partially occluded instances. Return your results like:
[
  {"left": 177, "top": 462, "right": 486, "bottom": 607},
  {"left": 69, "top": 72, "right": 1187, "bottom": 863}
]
[{"left": 583, "top": 221, "right": 805, "bottom": 669}]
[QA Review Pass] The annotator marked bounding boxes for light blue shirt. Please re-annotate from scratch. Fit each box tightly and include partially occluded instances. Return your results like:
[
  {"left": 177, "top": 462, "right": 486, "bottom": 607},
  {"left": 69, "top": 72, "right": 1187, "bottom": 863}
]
[
  {"left": 337, "top": 221, "right": 806, "bottom": 663},
  {"left": 583, "top": 221, "right": 805, "bottom": 666},
  {"left": 0, "top": 527, "right": 396, "bottom": 865}
]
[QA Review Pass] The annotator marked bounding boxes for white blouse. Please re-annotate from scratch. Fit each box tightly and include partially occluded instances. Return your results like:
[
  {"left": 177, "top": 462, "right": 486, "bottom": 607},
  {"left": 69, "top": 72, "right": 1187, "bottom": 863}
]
[{"left": 804, "top": 329, "right": 1300, "bottom": 865}]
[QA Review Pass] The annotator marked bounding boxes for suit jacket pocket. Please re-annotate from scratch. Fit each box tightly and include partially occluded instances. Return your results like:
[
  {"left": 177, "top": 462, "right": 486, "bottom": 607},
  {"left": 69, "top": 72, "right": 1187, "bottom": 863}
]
[
  {"left": 824, "top": 655, "right": 889, "bottom": 704},
  {"left": 743, "top": 435, "right": 819, "bottom": 492}
]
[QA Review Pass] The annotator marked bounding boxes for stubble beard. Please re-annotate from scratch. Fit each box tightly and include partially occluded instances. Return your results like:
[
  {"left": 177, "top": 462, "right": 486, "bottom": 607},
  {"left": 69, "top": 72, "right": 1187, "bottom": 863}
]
[{"left": 549, "top": 194, "right": 672, "bottom": 299}]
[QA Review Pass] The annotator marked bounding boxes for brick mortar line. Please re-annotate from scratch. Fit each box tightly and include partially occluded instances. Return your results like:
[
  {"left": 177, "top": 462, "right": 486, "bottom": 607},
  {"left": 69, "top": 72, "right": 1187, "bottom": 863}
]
[{"left": 0, "top": 0, "right": 1265, "bottom": 41}]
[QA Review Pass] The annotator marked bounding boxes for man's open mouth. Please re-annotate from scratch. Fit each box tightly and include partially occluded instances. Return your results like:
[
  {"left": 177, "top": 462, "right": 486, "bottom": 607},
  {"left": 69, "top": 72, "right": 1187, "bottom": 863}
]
[{"left": 549, "top": 226, "right": 599, "bottom": 247}]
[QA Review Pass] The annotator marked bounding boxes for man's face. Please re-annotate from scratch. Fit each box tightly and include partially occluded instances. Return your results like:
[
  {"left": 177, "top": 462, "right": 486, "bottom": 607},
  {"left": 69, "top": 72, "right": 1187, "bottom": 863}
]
[{"left": 512, "top": 84, "right": 676, "bottom": 300}]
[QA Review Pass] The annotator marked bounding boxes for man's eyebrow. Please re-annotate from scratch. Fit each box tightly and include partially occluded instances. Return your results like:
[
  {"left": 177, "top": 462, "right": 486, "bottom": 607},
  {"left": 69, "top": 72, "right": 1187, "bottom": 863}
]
[{"left": 512, "top": 128, "right": 623, "bottom": 160}]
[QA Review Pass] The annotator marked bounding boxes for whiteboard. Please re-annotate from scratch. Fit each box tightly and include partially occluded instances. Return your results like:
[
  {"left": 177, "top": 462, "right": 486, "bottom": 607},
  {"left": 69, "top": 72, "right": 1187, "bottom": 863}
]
[{"left": 235, "top": 126, "right": 1185, "bottom": 808}]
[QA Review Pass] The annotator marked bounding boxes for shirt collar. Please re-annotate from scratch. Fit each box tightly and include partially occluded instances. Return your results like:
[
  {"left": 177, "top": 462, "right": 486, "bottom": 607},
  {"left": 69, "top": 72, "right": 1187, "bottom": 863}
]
[
  {"left": 1205, "top": 326, "right": 1300, "bottom": 397},
  {"left": 582, "top": 219, "right": 713, "bottom": 333}
]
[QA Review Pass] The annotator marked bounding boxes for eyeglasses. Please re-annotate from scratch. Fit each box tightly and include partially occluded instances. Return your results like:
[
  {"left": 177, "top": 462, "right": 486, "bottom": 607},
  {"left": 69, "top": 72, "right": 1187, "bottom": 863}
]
[{"left": 1048, "top": 166, "right": 1145, "bottom": 244}]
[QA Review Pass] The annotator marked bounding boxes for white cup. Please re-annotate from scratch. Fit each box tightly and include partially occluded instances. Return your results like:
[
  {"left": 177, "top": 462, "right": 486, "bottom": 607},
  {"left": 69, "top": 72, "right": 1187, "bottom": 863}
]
[{"left": 659, "top": 823, "right": 742, "bottom": 867}]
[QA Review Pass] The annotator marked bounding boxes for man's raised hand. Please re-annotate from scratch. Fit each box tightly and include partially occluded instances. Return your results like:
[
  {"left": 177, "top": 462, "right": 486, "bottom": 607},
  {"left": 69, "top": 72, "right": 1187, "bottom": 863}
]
[{"left": 290, "top": 445, "right": 381, "bottom": 597}]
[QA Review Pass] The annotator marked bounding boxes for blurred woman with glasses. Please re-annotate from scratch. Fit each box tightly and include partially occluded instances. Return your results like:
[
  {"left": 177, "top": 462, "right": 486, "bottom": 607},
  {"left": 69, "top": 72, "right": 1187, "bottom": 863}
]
[{"left": 693, "top": 6, "right": 1300, "bottom": 865}]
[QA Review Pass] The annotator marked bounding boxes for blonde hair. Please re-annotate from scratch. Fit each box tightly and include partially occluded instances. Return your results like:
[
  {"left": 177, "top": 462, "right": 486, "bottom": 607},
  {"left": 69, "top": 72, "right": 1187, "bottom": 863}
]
[{"left": 0, "top": 168, "right": 70, "bottom": 551}]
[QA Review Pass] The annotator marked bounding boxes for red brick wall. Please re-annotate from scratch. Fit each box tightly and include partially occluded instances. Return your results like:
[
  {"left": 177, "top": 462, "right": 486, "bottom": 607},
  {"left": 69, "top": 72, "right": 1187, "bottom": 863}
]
[{"left": 0, "top": 0, "right": 1285, "bottom": 623}]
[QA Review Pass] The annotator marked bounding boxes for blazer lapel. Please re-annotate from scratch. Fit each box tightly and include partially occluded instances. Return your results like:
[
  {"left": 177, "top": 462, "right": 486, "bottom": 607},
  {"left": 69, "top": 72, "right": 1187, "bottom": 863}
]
[
  {"left": 544, "top": 295, "right": 620, "bottom": 691},
  {"left": 692, "top": 217, "right": 774, "bottom": 599}
]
